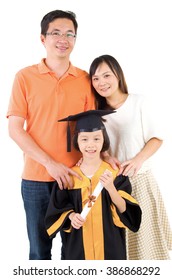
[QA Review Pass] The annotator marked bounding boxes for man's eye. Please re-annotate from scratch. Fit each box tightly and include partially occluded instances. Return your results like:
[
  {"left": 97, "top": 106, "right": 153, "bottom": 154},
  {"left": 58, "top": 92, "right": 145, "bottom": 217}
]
[
  {"left": 52, "top": 31, "right": 60, "bottom": 36},
  {"left": 66, "top": 33, "right": 76, "bottom": 38}
]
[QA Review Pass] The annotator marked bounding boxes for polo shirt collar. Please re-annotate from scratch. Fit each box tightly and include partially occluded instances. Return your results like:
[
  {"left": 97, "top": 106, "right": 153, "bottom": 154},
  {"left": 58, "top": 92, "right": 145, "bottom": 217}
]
[{"left": 38, "top": 58, "right": 78, "bottom": 77}]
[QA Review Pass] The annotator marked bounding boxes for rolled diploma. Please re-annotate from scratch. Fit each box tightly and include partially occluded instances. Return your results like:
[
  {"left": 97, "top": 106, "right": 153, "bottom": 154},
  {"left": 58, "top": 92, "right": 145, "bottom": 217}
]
[{"left": 80, "top": 181, "right": 103, "bottom": 219}]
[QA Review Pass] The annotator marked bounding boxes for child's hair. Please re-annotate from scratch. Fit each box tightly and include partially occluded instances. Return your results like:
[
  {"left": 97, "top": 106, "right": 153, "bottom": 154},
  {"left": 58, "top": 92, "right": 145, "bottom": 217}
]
[{"left": 73, "top": 128, "right": 110, "bottom": 152}]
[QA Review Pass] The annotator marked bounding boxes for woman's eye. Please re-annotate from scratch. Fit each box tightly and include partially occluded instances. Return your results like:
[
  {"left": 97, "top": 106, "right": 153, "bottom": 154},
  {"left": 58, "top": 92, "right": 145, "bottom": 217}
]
[{"left": 92, "top": 77, "right": 98, "bottom": 81}]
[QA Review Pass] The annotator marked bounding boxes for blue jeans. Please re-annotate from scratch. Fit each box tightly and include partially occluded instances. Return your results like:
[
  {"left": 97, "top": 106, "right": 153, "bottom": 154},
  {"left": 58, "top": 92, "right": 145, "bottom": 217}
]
[{"left": 21, "top": 179, "right": 55, "bottom": 260}]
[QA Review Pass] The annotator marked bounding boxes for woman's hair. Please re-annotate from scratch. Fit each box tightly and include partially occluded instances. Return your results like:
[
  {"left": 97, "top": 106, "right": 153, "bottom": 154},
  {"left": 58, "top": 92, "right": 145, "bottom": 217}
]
[
  {"left": 41, "top": 10, "right": 78, "bottom": 35},
  {"left": 89, "top": 55, "right": 128, "bottom": 109},
  {"left": 73, "top": 127, "right": 110, "bottom": 152}
]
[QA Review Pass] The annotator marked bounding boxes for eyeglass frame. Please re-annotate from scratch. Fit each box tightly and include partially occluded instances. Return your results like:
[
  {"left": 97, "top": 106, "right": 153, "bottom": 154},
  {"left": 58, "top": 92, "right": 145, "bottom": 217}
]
[{"left": 45, "top": 30, "right": 77, "bottom": 41}]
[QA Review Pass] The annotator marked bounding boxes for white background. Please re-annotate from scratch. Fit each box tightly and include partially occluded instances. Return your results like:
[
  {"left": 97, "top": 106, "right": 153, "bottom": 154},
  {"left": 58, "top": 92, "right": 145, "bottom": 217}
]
[{"left": 1, "top": 0, "right": 172, "bottom": 278}]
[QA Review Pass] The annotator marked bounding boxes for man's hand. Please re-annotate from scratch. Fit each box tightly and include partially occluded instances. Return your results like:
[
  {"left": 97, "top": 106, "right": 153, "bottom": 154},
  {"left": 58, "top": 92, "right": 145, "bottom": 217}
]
[{"left": 45, "top": 160, "right": 82, "bottom": 190}]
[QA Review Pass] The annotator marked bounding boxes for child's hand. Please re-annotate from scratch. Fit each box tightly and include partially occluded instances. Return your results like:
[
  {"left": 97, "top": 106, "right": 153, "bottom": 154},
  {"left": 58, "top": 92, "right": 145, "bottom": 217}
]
[
  {"left": 69, "top": 212, "right": 85, "bottom": 229},
  {"left": 100, "top": 169, "right": 114, "bottom": 191}
]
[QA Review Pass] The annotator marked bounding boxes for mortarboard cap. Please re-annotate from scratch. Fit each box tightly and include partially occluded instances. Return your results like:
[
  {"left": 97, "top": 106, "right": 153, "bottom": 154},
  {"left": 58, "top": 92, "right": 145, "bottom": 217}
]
[{"left": 58, "top": 109, "right": 115, "bottom": 152}]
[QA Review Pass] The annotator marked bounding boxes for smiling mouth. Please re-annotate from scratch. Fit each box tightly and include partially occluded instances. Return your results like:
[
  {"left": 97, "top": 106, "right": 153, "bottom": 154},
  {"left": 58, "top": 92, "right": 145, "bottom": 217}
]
[
  {"left": 86, "top": 150, "right": 96, "bottom": 153},
  {"left": 100, "top": 87, "right": 110, "bottom": 92},
  {"left": 56, "top": 45, "right": 68, "bottom": 51}
]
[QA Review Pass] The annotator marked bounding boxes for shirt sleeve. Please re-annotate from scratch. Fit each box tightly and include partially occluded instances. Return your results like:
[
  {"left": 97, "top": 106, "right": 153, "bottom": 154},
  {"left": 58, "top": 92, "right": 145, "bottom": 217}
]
[
  {"left": 84, "top": 78, "right": 96, "bottom": 111},
  {"left": 140, "top": 95, "right": 164, "bottom": 142},
  {"left": 6, "top": 71, "right": 28, "bottom": 118}
]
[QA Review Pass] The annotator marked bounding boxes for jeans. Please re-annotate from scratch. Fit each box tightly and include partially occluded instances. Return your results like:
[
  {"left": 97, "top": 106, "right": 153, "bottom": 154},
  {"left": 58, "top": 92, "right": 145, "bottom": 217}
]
[{"left": 21, "top": 179, "right": 55, "bottom": 260}]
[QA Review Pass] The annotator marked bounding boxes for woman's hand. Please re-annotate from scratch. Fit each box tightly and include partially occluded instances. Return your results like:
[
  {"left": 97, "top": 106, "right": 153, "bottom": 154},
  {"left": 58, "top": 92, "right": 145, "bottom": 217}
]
[{"left": 120, "top": 156, "right": 143, "bottom": 177}]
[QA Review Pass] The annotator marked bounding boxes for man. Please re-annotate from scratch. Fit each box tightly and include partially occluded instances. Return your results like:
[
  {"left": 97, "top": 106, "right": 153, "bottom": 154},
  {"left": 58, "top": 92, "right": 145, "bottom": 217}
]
[{"left": 7, "top": 10, "right": 95, "bottom": 260}]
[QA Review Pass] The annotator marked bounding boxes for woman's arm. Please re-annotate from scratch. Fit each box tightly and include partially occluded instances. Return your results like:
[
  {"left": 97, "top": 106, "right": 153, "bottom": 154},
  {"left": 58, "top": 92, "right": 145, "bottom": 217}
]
[{"left": 121, "top": 137, "right": 162, "bottom": 176}]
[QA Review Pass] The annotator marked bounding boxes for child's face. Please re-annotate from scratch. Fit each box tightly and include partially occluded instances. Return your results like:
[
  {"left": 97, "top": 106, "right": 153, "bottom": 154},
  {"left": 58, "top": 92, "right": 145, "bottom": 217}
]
[{"left": 77, "top": 130, "right": 104, "bottom": 158}]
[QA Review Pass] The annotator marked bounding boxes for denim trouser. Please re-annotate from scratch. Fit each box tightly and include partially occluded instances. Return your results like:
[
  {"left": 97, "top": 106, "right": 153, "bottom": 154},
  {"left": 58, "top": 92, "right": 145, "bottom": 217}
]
[{"left": 21, "top": 179, "right": 55, "bottom": 260}]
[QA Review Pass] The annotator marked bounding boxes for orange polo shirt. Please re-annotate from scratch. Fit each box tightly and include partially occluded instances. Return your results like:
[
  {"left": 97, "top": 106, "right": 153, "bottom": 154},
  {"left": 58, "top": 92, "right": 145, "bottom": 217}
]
[{"left": 7, "top": 59, "right": 95, "bottom": 181}]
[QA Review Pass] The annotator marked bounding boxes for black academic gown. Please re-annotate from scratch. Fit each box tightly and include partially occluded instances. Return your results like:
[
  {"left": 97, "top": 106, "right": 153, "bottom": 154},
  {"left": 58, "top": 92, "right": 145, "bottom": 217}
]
[{"left": 45, "top": 161, "right": 142, "bottom": 260}]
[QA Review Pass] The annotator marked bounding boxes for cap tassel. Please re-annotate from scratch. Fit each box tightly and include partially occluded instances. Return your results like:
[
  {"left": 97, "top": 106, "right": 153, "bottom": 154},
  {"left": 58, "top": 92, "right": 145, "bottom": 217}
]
[{"left": 67, "top": 119, "right": 71, "bottom": 152}]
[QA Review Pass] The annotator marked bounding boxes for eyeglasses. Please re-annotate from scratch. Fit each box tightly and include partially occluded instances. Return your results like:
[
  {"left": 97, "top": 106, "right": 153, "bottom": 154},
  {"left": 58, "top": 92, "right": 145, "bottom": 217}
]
[{"left": 45, "top": 31, "right": 76, "bottom": 41}]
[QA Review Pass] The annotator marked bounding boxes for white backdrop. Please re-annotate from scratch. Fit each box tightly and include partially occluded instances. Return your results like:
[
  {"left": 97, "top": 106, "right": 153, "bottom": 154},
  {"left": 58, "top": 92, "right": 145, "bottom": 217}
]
[{"left": 1, "top": 0, "right": 172, "bottom": 277}]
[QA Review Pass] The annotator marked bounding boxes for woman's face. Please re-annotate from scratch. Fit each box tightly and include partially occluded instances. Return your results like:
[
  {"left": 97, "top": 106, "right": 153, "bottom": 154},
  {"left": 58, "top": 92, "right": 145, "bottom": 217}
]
[{"left": 91, "top": 62, "right": 119, "bottom": 98}]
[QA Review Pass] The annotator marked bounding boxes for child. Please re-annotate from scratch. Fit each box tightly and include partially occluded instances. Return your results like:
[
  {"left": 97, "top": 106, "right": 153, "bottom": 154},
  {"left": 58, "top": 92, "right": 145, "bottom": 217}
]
[{"left": 45, "top": 110, "right": 142, "bottom": 260}]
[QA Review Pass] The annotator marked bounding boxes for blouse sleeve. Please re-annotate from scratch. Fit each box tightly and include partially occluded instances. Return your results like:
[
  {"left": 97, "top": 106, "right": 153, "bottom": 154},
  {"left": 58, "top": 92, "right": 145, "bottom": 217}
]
[{"left": 140, "top": 95, "right": 164, "bottom": 142}]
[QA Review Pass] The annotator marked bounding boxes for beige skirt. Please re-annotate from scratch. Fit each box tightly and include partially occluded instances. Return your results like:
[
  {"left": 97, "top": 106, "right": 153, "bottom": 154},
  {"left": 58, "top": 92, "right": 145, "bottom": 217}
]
[{"left": 126, "top": 170, "right": 172, "bottom": 260}]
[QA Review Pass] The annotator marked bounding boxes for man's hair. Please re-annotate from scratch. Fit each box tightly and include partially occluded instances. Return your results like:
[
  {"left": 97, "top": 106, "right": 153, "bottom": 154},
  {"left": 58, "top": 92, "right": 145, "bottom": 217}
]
[{"left": 41, "top": 10, "right": 78, "bottom": 35}]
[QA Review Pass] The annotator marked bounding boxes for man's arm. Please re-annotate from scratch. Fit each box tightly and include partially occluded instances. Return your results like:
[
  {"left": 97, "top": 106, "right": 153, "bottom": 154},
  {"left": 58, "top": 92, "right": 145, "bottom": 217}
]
[{"left": 8, "top": 116, "right": 81, "bottom": 189}]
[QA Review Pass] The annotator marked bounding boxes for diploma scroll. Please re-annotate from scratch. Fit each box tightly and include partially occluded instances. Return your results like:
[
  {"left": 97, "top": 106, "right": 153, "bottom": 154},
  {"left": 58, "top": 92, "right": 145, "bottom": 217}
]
[{"left": 80, "top": 181, "right": 103, "bottom": 219}]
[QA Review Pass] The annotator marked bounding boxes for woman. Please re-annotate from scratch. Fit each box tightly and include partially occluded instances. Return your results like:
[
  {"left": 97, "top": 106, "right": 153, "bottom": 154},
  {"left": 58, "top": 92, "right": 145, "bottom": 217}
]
[{"left": 89, "top": 54, "right": 172, "bottom": 260}]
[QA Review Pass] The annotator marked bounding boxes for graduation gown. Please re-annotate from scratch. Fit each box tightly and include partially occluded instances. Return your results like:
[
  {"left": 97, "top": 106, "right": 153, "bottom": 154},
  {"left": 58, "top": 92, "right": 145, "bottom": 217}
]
[{"left": 45, "top": 161, "right": 142, "bottom": 260}]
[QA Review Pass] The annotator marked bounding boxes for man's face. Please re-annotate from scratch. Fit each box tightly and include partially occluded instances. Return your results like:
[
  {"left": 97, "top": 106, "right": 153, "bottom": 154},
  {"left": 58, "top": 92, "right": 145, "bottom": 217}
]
[{"left": 41, "top": 18, "right": 76, "bottom": 60}]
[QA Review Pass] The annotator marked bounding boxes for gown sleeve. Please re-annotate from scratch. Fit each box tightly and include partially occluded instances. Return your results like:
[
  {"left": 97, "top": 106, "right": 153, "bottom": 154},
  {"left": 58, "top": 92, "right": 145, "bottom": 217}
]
[
  {"left": 111, "top": 175, "right": 142, "bottom": 232},
  {"left": 45, "top": 182, "right": 74, "bottom": 238}
]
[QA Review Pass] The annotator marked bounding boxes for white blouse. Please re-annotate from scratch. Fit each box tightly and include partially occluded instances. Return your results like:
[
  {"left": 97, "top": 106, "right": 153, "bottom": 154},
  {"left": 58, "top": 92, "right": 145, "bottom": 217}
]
[{"left": 104, "top": 94, "right": 163, "bottom": 173}]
